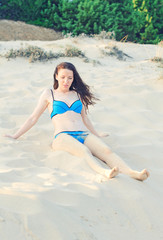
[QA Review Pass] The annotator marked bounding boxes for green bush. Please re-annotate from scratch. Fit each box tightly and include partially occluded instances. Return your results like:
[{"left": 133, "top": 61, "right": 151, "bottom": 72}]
[
  {"left": 133, "top": 0, "right": 163, "bottom": 43},
  {"left": 73, "top": 0, "right": 109, "bottom": 35},
  {"left": 0, "top": 0, "right": 162, "bottom": 44},
  {"left": 103, "top": 1, "right": 143, "bottom": 42},
  {"left": 0, "top": 0, "right": 46, "bottom": 22},
  {"left": 39, "top": 0, "right": 61, "bottom": 28}
]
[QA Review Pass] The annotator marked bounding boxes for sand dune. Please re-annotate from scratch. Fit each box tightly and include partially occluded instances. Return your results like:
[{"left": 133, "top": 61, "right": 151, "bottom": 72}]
[
  {"left": 0, "top": 37, "right": 163, "bottom": 240},
  {"left": 0, "top": 20, "right": 63, "bottom": 41}
]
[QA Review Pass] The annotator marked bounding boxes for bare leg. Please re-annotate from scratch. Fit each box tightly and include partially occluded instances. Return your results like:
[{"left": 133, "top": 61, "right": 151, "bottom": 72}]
[
  {"left": 84, "top": 134, "right": 149, "bottom": 181},
  {"left": 52, "top": 134, "right": 119, "bottom": 179}
]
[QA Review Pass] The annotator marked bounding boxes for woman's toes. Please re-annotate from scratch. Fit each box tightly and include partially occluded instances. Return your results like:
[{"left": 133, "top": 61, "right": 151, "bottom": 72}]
[{"left": 105, "top": 167, "right": 119, "bottom": 179}]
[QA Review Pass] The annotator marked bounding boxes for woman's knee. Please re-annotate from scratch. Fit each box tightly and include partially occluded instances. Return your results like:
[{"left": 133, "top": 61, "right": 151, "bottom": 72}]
[
  {"left": 70, "top": 145, "right": 91, "bottom": 158},
  {"left": 75, "top": 144, "right": 92, "bottom": 158},
  {"left": 101, "top": 146, "right": 112, "bottom": 156}
]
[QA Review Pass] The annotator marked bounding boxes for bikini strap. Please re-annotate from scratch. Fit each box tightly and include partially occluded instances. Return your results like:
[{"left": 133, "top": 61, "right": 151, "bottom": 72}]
[{"left": 51, "top": 89, "right": 54, "bottom": 101}]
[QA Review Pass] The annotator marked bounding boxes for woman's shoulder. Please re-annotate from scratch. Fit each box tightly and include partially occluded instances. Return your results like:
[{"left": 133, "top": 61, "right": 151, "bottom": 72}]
[
  {"left": 40, "top": 88, "right": 53, "bottom": 101},
  {"left": 42, "top": 88, "right": 52, "bottom": 94}
]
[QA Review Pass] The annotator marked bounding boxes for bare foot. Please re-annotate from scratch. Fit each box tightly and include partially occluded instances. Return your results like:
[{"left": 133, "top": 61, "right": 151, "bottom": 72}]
[
  {"left": 95, "top": 175, "right": 108, "bottom": 183},
  {"left": 105, "top": 167, "right": 119, "bottom": 179},
  {"left": 130, "top": 169, "right": 150, "bottom": 181}
]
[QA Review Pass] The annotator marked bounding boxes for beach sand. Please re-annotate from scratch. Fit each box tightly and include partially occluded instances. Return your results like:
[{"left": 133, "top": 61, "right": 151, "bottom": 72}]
[{"left": 0, "top": 37, "right": 163, "bottom": 240}]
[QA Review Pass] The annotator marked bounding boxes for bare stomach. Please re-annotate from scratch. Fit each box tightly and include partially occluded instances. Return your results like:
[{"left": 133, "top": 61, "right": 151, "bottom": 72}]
[{"left": 51, "top": 112, "right": 88, "bottom": 135}]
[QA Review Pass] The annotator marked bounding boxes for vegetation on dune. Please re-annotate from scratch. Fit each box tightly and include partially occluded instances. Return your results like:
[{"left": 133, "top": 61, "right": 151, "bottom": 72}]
[
  {"left": 2, "top": 44, "right": 102, "bottom": 65},
  {"left": 2, "top": 45, "right": 87, "bottom": 62},
  {"left": 101, "top": 45, "right": 133, "bottom": 61}
]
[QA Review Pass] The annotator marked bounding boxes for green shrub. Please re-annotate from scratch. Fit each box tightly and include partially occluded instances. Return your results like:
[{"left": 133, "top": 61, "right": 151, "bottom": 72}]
[
  {"left": 0, "top": 0, "right": 162, "bottom": 44},
  {"left": 0, "top": 0, "right": 46, "bottom": 22},
  {"left": 73, "top": 0, "right": 109, "bottom": 35},
  {"left": 133, "top": 0, "right": 163, "bottom": 43}
]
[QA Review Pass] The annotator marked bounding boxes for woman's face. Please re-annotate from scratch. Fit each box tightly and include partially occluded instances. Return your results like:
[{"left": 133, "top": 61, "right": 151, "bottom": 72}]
[{"left": 56, "top": 68, "right": 73, "bottom": 92}]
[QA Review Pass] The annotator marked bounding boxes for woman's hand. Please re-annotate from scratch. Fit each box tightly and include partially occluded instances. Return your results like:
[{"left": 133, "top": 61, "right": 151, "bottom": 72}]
[
  {"left": 98, "top": 132, "right": 109, "bottom": 138},
  {"left": 4, "top": 134, "right": 17, "bottom": 139}
]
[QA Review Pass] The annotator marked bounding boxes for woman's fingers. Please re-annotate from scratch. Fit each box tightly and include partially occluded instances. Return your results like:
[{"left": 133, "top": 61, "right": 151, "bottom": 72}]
[
  {"left": 98, "top": 132, "right": 109, "bottom": 137},
  {"left": 4, "top": 134, "right": 15, "bottom": 139}
]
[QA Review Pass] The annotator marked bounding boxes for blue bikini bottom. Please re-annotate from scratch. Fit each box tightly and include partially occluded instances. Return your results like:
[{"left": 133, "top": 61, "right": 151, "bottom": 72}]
[{"left": 54, "top": 131, "right": 89, "bottom": 144}]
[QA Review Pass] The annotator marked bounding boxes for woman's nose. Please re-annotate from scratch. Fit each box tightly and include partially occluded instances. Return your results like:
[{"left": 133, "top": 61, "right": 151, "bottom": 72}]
[{"left": 64, "top": 78, "right": 69, "bottom": 83}]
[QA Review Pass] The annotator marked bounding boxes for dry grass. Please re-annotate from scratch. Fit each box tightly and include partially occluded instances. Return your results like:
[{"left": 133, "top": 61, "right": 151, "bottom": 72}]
[
  {"left": 4, "top": 46, "right": 65, "bottom": 62},
  {"left": 151, "top": 41, "right": 163, "bottom": 68},
  {"left": 64, "top": 31, "right": 115, "bottom": 40},
  {"left": 64, "top": 45, "right": 85, "bottom": 58},
  {"left": 2, "top": 45, "right": 87, "bottom": 62},
  {"left": 150, "top": 41, "right": 163, "bottom": 68},
  {"left": 1, "top": 45, "right": 101, "bottom": 65},
  {"left": 101, "top": 45, "right": 132, "bottom": 61},
  {"left": 151, "top": 57, "right": 163, "bottom": 69}
]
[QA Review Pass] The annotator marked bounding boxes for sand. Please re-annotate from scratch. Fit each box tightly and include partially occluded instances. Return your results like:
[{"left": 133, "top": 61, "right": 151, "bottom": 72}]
[
  {"left": 0, "top": 37, "right": 163, "bottom": 240},
  {"left": 0, "top": 20, "right": 63, "bottom": 41}
]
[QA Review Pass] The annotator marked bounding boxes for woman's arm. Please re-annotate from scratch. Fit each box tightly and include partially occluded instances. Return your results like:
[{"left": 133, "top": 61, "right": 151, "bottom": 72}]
[
  {"left": 81, "top": 106, "right": 109, "bottom": 137},
  {"left": 5, "top": 89, "right": 50, "bottom": 139}
]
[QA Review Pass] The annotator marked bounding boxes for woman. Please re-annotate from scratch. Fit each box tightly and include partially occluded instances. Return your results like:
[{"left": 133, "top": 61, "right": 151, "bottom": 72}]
[{"left": 5, "top": 62, "right": 149, "bottom": 181}]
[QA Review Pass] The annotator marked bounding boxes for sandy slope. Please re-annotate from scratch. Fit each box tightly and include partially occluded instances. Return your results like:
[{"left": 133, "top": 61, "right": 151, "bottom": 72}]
[
  {"left": 0, "top": 37, "right": 163, "bottom": 240},
  {"left": 0, "top": 20, "right": 63, "bottom": 41}
]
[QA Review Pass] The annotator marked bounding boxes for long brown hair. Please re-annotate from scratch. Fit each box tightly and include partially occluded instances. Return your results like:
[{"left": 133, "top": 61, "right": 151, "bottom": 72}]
[{"left": 53, "top": 62, "right": 99, "bottom": 109}]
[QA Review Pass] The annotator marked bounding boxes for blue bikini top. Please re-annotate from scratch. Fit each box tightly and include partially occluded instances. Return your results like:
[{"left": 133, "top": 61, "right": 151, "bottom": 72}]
[{"left": 50, "top": 89, "right": 83, "bottom": 119}]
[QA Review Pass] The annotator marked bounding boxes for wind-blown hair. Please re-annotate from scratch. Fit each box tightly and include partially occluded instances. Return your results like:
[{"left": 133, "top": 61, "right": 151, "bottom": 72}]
[{"left": 53, "top": 62, "right": 98, "bottom": 109}]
